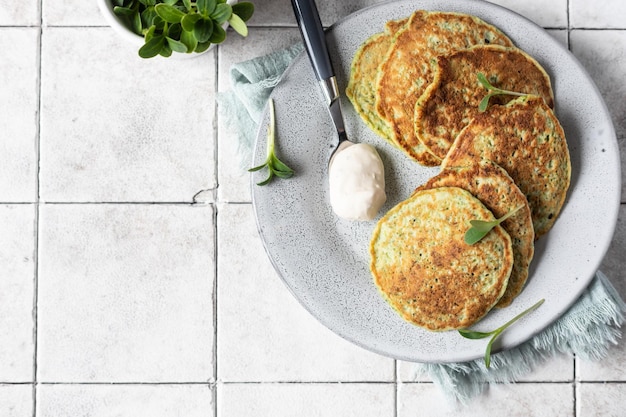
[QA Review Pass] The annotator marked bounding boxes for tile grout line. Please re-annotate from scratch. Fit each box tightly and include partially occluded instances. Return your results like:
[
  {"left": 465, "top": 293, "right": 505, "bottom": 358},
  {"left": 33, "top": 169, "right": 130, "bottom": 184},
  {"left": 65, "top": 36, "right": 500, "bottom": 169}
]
[
  {"left": 213, "top": 43, "right": 221, "bottom": 417},
  {"left": 32, "top": 0, "right": 44, "bottom": 414},
  {"left": 566, "top": 1, "right": 577, "bottom": 414}
]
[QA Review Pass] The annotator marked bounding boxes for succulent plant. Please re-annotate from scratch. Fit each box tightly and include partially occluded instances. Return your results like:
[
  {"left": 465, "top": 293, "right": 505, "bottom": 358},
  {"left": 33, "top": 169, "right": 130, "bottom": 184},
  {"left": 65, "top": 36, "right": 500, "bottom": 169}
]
[{"left": 112, "top": 0, "right": 254, "bottom": 58}]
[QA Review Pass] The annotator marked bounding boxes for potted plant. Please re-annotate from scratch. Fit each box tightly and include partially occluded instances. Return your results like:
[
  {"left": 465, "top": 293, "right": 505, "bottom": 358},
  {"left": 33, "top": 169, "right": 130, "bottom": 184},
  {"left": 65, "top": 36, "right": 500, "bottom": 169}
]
[{"left": 97, "top": 0, "right": 254, "bottom": 58}]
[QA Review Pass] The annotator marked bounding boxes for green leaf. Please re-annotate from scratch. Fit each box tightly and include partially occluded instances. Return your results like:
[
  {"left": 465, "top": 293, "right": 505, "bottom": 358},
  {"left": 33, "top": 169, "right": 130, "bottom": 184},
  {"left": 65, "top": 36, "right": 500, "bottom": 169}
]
[
  {"left": 248, "top": 163, "right": 268, "bottom": 172},
  {"left": 155, "top": 4, "right": 185, "bottom": 23},
  {"left": 131, "top": 10, "right": 143, "bottom": 35},
  {"left": 464, "top": 205, "right": 523, "bottom": 245},
  {"left": 162, "top": 0, "right": 178, "bottom": 4},
  {"left": 208, "top": 23, "right": 225, "bottom": 43},
  {"left": 182, "top": 0, "right": 192, "bottom": 11},
  {"left": 138, "top": 34, "right": 165, "bottom": 58},
  {"left": 248, "top": 99, "right": 295, "bottom": 186},
  {"left": 141, "top": 6, "right": 158, "bottom": 28},
  {"left": 211, "top": 3, "right": 232, "bottom": 24},
  {"left": 193, "top": 17, "right": 214, "bottom": 43},
  {"left": 159, "top": 42, "right": 173, "bottom": 57},
  {"left": 194, "top": 41, "right": 213, "bottom": 53},
  {"left": 476, "top": 72, "right": 528, "bottom": 113},
  {"left": 478, "top": 94, "right": 492, "bottom": 112},
  {"left": 228, "top": 13, "right": 248, "bottom": 37},
  {"left": 167, "top": 22, "right": 182, "bottom": 39},
  {"left": 458, "top": 299, "right": 545, "bottom": 368},
  {"left": 113, "top": 0, "right": 126, "bottom": 6},
  {"left": 166, "top": 36, "right": 188, "bottom": 53},
  {"left": 232, "top": 2, "right": 254, "bottom": 21},
  {"left": 197, "top": 0, "right": 216, "bottom": 15},
  {"left": 179, "top": 29, "right": 198, "bottom": 52},
  {"left": 458, "top": 329, "right": 493, "bottom": 340},
  {"left": 181, "top": 12, "right": 202, "bottom": 31},
  {"left": 113, "top": 6, "right": 135, "bottom": 16},
  {"left": 144, "top": 24, "right": 156, "bottom": 42}
]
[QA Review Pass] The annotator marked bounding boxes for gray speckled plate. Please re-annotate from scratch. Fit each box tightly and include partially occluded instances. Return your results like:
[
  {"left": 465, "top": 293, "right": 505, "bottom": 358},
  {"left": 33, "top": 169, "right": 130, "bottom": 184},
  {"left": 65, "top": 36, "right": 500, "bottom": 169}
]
[{"left": 250, "top": 0, "right": 621, "bottom": 363}]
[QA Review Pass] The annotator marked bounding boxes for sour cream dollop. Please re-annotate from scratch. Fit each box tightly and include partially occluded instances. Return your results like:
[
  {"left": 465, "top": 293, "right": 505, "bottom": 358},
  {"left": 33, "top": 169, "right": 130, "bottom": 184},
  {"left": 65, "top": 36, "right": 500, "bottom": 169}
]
[{"left": 329, "top": 142, "right": 387, "bottom": 221}]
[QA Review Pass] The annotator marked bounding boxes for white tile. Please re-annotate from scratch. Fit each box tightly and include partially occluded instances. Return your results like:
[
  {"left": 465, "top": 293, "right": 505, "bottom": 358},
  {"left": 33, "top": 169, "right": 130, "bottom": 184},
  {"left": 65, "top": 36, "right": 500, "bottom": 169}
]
[
  {"left": 0, "top": 205, "right": 35, "bottom": 382},
  {"left": 0, "top": 3, "right": 39, "bottom": 26},
  {"left": 217, "top": 28, "right": 302, "bottom": 203},
  {"left": 40, "top": 27, "right": 215, "bottom": 203},
  {"left": 37, "top": 204, "right": 214, "bottom": 382},
  {"left": 487, "top": 0, "right": 568, "bottom": 28},
  {"left": 577, "top": 383, "right": 626, "bottom": 417},
  {"left": 577, "top": 340, "right": 626, "bottom": 381},
  {"left": 398, "top": 382, "right": 573, "bottom": 416},
  {"left": 570, "top": 30, "right": 626, "bottom": 142},
  {"left": 571, "top": 0, "right": 626, "bottom": 29},
  {"left": 217, "top": 383, "right": 394, "bottom": 417},
  {"left": 575, "top": 249, "right": 626, "bottom": 385},
  {"left": 0, "top": 384, "right": 33, "bottom": 417},
  {"left": 43, "top": 0, "right": 104, "bottom": 26},
  {"left": 515, "top": 353, "right": 574, "bottom": 382},
  {"left": 216, "top": 203, "right": 394, "bottom": 382},
  {"left": 599, "top": 206, "right": 626, "bottom": 295},
  {"left": 0, "top": 28, "right": 38, "bottom": 202},
  {"left": 37, "top": 384, "right": 213, "bottom": 417}
]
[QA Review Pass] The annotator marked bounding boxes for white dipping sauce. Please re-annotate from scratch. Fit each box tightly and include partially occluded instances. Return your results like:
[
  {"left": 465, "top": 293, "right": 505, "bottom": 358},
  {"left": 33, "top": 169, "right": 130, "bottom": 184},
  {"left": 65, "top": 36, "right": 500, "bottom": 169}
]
[{"left": 329, "top": 142, "right": 387, "bottom": 221}]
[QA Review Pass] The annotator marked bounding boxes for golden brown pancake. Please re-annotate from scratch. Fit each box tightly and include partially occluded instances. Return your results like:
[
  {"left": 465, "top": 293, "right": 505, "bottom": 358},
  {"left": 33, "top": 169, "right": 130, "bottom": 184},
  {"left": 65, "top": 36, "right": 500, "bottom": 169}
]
[
  {"left": 370, "top": 186, "right": 513, "bottom": 331},
  {"left": 346, "top": 18, "right": 407, "bottom": 144},
  {"left": 375, "top": 11, "right": 514, "bottom": 166},
  {"left": 443, "top": 95, "right": 571, "bottom": 238},
  {"left": 414, "top": 45, "right": 554, "bottom": 159},
  {"left": 416, "top": 161, "right": 534, "bottom": 308}
]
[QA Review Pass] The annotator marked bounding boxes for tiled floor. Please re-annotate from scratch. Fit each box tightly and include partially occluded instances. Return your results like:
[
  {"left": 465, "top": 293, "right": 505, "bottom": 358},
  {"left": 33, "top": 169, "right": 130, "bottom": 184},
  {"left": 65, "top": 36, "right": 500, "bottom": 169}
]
[{"left": 0, "top": 0, "right": 624, "bottom": 416}]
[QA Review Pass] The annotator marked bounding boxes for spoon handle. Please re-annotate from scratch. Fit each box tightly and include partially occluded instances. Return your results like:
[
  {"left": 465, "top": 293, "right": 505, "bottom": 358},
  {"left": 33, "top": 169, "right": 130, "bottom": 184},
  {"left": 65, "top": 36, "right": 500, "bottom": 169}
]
[{"left": 291, "top": 0, "right": 334, "bottom": 82}]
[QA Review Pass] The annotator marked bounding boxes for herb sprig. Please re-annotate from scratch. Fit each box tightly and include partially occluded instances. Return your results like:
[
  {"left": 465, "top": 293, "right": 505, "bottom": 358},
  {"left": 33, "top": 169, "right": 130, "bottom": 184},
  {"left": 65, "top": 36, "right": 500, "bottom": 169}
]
[
  {"left": 464, "top": 205, "right": 523, "bottom": 245},
  {"left": 477, "top": 72, "right": 528, "bottom": 112},
  {"left": 113, "top": 0, "right": 254, "bottom": 58},
  {"left": 249, "top": 99, "right": 295, "bottom": 186},
  {"left": 459, "top": 298, "right": 545, "bottom": 368}
]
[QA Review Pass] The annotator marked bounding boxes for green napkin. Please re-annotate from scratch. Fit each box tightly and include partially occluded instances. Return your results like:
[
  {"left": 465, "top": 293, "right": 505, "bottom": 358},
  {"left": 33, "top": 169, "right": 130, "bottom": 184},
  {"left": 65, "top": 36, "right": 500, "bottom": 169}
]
[{"left": 218, "top": 45, "right": 626, "bottom": 404}]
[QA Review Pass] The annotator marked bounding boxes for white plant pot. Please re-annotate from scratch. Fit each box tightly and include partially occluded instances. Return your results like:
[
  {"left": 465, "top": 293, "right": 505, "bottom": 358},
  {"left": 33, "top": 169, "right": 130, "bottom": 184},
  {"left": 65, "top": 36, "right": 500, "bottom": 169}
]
[{"left": 96, "top": 0, "right": 238, "bottom": 58}]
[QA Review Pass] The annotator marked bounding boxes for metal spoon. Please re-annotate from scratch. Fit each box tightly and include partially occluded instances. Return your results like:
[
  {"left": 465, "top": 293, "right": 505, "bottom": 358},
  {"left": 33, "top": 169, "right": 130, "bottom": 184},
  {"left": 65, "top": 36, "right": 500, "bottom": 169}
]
[{"left": 290, "top": 0, "right": 351, "bottom": 165}]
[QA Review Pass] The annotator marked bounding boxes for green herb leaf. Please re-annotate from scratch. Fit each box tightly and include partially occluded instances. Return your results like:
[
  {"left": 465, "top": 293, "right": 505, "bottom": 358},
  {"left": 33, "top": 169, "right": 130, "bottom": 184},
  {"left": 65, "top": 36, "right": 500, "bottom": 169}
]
[
  {"left": 166, "top": 36, "right": 188, "bottom": 53},
  {"left": 113, "top": 6, "right": 135, "bottom": 16},
  {"left": 193, "top": 17, "right": 214, "bottom": 43},
  {"left": 464, "top": 205, "right": 523, "bottom": 245},
  {"left": 457, "top": 329, "right": 493, "bottom": 340},
  {"left": 196, "top": 0, "right": 216, "bottom": 15},
  {"left": 194, "top": 41, "right": 213, "bottom": 53},
  {"left": 131, "top": 9, "right": 143, "bottom": 35},
  {"left": 459, "top": 298, "right": 545, "bottom": 368},
  {"left": 159, "top": 42, "right": 172, "bottom": 57},
  {"left": 211, "top": 3, "right": 232, "bottom": 24},
  {"left": 179, "top": 29, "right": 198, "bottom": 52},
  {"left": 138, "top": 34, "right": 165, "bottom": 58},
  {"left": 228, "top": 13, "right": 248, "bottom": 37},
  {"left": 208, "top": 23, "right": 226, "bottom": 43},
  {"left": 248, "top": 99, "right": 295, "bottom": 186},
  {"left": 232, "top": 2, "right": 254, "bottom": 21},
  {"left": 181, "top": 12, "right": 202, "bottom": 31},
  {"left": 477, "top": 72, "right": 528, "bottom": 113},
  {"left": 154, "top": 3, "right": 185, "bottom": 23}
]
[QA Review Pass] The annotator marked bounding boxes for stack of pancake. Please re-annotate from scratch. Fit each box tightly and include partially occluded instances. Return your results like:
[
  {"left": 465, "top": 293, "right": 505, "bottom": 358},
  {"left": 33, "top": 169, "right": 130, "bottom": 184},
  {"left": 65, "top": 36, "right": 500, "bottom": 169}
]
[{"left": 352, "top": 11, "right": 571, "bottom": 331}]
